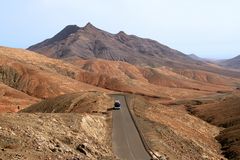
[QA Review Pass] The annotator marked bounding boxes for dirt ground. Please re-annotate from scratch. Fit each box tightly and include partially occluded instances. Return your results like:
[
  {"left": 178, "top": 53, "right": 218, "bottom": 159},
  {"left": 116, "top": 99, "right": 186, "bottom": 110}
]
[
  {"left": 0, "top": 113, "right": 115, "bottom": 160},
  {"left": 126, "top": 95, "right": 226, "bottom": 160},
  {"left": 183, "top": 91, "right": 240, "bottom": 160},
  {"left": 0, "top": 92, "right": 115, "bottom": 160}
]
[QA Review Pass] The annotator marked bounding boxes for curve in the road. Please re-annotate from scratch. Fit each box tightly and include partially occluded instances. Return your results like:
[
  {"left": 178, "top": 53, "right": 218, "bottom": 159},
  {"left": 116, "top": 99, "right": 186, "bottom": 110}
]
[{"left": 112, "top": 95, "right": 152, "bottom": 160}]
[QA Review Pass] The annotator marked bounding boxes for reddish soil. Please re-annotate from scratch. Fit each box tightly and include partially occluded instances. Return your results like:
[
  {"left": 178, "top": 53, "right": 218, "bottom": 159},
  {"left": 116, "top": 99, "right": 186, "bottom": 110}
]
[{"left": 0, "top": 45, "right": 240, "bottom": 159}]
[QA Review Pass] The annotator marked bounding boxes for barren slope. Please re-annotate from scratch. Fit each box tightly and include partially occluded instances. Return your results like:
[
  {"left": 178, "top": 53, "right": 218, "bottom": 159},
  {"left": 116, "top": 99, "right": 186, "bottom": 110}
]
[
  {"left": 1, "top": 46, "right": 239, "bottom": 114},
  {"left": 0, "top": 82, "right": 39, "bottom": 112},
  {"left": 21, "top": 91, "right": 113, "bottom": 114},
  {"left": 28, "top": 23, "right": 240, "bottom": 79},
  {"left": 0, "top": 92, "right": 114, "bottom": 159},
  {"left": 174, "top": 69, "right": 238, "bottom": 86},
  {"left": 126, "top": 95, "right": 226, "bottom": 160},
  {"left": 74, "top": 59, "right": 237, "bottom": 99},
  {"left": 28, "top": 23, "right": 206, "bottom": 69},
  {"left": 0, "top": 46, "right": 106, "bottom": 99},
  {"left": 0, "top": 113, "right": 114, "bottom": 160},
  {"left": 186, "top": 91, "right": 240, "bottom": 160},
  {"left": 221, "top": 55, "right": 240, "bottom": 69}
]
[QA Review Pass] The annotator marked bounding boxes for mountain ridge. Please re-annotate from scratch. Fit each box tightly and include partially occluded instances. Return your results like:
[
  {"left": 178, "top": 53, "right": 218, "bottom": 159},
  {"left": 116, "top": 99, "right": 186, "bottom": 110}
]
[
  {"left": 28, "top": 23, "right": 240, "bottom": 79},
  {"left": 28, "top": 23, "right": 205, "bottom": 68},
  {"left": 189, "top": 54, "right": 205, "bottom": 61},
  {"left": 221, "top": 54, "right": 240, "bottom": 69}
]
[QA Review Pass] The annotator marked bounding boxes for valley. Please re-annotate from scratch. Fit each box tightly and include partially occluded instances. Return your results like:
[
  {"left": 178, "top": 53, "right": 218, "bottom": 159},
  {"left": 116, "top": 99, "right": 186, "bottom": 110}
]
[{"left": 0, "top": 23, "right": 240, "bottom": 160}]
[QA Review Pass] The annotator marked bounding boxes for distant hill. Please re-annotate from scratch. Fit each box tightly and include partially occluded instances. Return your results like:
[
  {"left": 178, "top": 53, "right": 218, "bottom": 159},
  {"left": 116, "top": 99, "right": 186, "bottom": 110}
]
[
  {"left": 189, "top": 54, "right": 220, "bottom": 63},
  {"left": 221, "top": 55, "right": 240, "bottom": 69}
]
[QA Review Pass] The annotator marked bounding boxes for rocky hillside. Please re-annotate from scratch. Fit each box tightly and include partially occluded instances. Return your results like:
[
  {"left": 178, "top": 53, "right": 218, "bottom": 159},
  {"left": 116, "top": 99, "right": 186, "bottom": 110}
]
[
  {"left": 0, "top": 91, "right": 114, "bottom": 159},
  {"left": 126, "top": 95, "right": 226, "bottom": 160},
  {"left": 28, "top": 23, "right": 240, "bottom": 79},
  {"left": 1, "top": 46, "right": 240, "bottom": 111},
  {"left": 0, "top": 82, "right": 39, "bottom": 112},
  {"left": 28, "top": 23, "right": 206, "bottom": 69},
  {"left": 0, "top": 46, "right": 106, "bottom": 98},
  {"left": 221, "top": 55, "right": 240, "bottom": 69},
  {"left": 0, "top": 113, "right": 114, "bottom": 160},
  {"left": 21, "top": 92, "right": 113, "bottom": 114},
  {"left": 189, "top": 54, "right": 205, "bottom": 61},
  {"left": 185, "top": 91, "right": 240, "bottom": 160},
  {"left": 73, "top": 58, "right": 238, "bottom": 99},
  {"left": 0, "top": 46, "right": 107, "bottom": 111}
]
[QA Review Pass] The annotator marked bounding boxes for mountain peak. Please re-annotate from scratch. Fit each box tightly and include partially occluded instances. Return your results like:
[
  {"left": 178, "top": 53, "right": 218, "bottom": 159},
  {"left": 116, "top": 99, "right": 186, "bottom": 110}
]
[
  {"left": 117, "top": 31, "right": 127, "bottom": 35},
  {"left": 61, "top": 25, "right": 80, "bottom": 34},
  {"left": 65, "top": 24, "right": 80, "bottom": 29},
  {"left": 46, "top": 25, "right": 80, "bottom": 44},
  {"left": 189, "top": 54, "right": 198, "bottom": 58},
  {"left": 84, "top": 22, "right": 96, "bottom": 29},
  {"left": 115, "top": 31, "right": 129, "bottom": 42}
]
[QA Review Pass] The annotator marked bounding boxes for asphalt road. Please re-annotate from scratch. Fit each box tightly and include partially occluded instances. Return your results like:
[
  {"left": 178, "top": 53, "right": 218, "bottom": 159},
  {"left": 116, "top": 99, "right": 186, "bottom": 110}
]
[{"left": 112, "top": 95, "right": 151, "bottom": 160}]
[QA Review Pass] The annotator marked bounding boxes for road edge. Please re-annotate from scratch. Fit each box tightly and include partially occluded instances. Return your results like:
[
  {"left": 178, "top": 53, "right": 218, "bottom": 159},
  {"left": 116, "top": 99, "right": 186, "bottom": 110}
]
[{"left": 123, "top": 94, "right": 160, "bottom": 160}]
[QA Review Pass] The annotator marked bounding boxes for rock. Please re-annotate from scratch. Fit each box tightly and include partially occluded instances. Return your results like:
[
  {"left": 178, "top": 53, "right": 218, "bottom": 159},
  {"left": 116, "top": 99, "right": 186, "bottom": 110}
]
[
  {"left": 76, "top": 144, "right": 87, "bottom": 155},
  {"left": 50, "top": 148, "right": 57, "bottom": 152},
  {"left": 69, "top": 157, "right": 80, "bottom": 160},
  {"left": 36, "top": 146, "right": 41, "bottom": 151}
]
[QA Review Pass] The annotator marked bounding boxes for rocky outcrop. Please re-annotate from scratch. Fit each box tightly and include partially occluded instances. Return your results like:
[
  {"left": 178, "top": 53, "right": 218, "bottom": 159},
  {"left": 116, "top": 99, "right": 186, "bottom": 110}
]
[{"left": 0, "top": 113, "right": 114, "bottom": 160}]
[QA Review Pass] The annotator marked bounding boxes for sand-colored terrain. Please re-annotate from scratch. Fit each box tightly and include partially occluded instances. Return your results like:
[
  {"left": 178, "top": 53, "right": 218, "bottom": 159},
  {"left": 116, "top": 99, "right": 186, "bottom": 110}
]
[
  {"left": 126, "top": 95, "right": 226, "bottom": 160},
  {"left": 73, "top": 58, "right": 238, "bottom": 99},
  {"left": 0, "top": 113, "right": 114, "bottom": 160},
  {"left": 21, "top": 91, "right": 113, "bottom": 114},
  {"left": 0, "top": 83, "right": 39, "bottom": 112},
  {"left": 0, "top": 46, "right": 108, "bottom": 110},
  {"left": 184, "top": 91, "right": 240, "bottom": 159},
  {"left": 0, "top": 44, "right": 240, "bottom": 159},
  {"left": 0, "top": 46, "right": 107, "bottom": 97},
  {"left": 0, "top": 92, "right": 114, "bottom": 160}
]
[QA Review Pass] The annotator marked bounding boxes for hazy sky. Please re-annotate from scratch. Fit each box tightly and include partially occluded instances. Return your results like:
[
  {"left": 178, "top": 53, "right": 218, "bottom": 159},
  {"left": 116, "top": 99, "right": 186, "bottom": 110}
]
[{"left": 1, "top": 0, "right": 239, "bottom": 59}]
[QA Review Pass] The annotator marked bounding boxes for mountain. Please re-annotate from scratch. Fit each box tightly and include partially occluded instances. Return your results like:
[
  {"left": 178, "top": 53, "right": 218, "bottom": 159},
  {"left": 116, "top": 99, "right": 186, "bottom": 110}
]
[
  {"left": 189, "top": 54, "right": 205, "bottom": 61},
  {"left": 221, "top": 55, "right": 240, "bottom": 69},
  {"left": 188, "top": 54, "right": 221, "bottom": 63},
  {"left": 28, "top": 23, "right": 240, "bottom": 79},
  {"left": 28, "top": 23, "right": 206, "bottom": 69}
]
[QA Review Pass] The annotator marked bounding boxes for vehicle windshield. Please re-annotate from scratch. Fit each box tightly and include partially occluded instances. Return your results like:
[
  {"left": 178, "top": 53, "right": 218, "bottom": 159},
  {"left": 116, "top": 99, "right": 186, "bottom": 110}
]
[{"left": 114, "top": 102, "right": 121, "bottom": 107}]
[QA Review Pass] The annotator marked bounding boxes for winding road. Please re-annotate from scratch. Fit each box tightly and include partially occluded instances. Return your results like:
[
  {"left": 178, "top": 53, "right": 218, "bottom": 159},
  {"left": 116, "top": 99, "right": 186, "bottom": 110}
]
[{"left": 112, "top": 95, "right": 151, "bottom": 160}]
